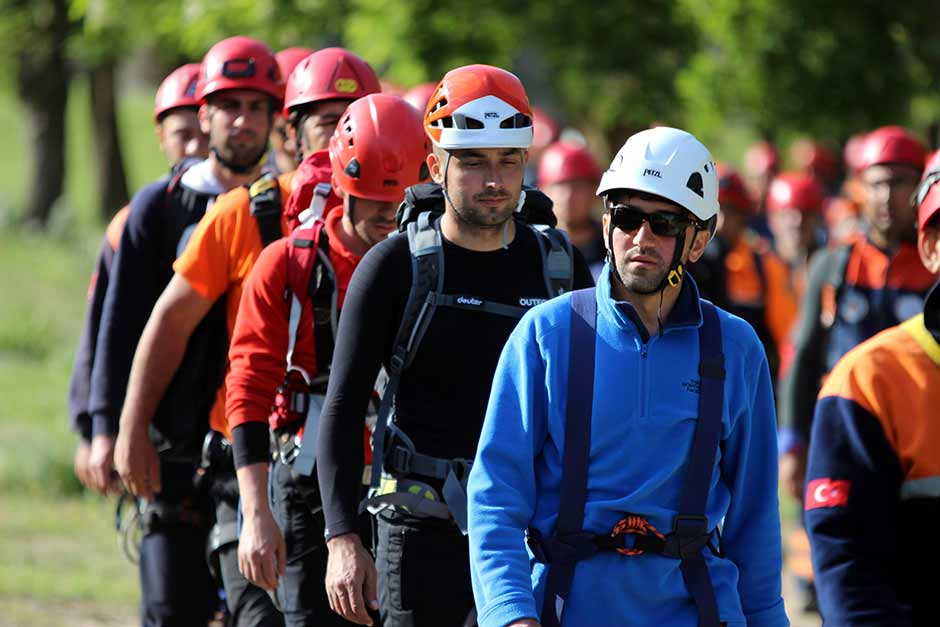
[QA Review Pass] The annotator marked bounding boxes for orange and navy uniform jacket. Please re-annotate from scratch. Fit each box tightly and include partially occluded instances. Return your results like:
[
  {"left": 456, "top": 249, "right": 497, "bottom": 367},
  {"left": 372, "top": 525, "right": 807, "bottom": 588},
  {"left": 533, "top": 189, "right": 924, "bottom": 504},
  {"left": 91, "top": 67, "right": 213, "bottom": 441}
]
[
  {"left": 226, "top": 208, "right": 363, "bottom": 468},
  {"left": 68, "top": 205, "right": 131, "bottom": 442},
  {"left": 805, "top": 283, "right": 940, "bottom": 624},
  {"left": 690, "top": 232, "right": 798, "bottom": 380},
  {"left": 779, "top": 238, "right": 935, "bottom": 455},
  {"left": 173, "top": 171, "right": 294, "bottom": 439}
]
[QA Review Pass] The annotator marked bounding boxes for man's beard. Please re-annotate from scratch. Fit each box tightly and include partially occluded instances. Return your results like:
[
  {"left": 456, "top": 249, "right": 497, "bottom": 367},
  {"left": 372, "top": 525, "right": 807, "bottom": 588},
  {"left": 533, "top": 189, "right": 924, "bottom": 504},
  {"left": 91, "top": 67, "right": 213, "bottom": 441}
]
[
  {"left": 451, "top": 190, "right": 518, "bottom": 229},
  {"left": 213, "top": 137, "right": 268, "bottom": 174},
  {"left": 615, "top": 248, "right": 670, "bottom": 295}
]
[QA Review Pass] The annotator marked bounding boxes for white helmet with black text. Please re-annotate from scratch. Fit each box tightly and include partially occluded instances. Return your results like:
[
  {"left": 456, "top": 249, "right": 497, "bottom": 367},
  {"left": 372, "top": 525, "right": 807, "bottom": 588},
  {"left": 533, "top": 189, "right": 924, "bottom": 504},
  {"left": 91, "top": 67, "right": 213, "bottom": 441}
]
[
  {"left": 598, "top": 127, "right": 719, "bottom": 291},
  {"left": 598, "top": 126, "right": 719, "bottom": 223}
]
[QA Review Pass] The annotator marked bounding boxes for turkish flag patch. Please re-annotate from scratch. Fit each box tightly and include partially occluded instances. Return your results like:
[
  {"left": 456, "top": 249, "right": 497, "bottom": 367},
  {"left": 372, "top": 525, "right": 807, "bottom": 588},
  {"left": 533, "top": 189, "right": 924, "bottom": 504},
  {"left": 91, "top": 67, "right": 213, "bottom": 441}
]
[{"left": 805, "top": 478, "right": 851, "bottom": 510}]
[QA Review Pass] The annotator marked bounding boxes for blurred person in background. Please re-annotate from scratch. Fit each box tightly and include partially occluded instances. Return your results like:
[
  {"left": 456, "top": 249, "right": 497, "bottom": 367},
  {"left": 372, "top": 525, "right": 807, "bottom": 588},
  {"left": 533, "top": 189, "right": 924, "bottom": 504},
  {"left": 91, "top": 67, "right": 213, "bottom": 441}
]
[
  {"left": 403, "top": 81, "right": 437, "bottom": 113},
  {"left": 765, "top": 171, "right": 826, "bottom": 297},
  {"left": 790, "top": 139, "right": 839, "bottom": 194},
  {"left": 743, "top": 140, "right": 779, "bottom": 240},
  {"left": 269, "top": 47, "right": 315, "bottom": 175},
  {"left": 524, "top": 106, "right": 561, "bottom": 186},
  {"left": 778, "top": 125, "right": 934, "bottom": 613},
  {"left": 538, "top": 140, "right": 605, "bottom": 276},
  {"left": 804, "top": 156, "right": 940, "bottom": 625},
  {"left": 690, "top": 164, "right": 797, "bottom": 383},
  {"left": 71, "top": 62, "right": 207, "bottom": 495}
]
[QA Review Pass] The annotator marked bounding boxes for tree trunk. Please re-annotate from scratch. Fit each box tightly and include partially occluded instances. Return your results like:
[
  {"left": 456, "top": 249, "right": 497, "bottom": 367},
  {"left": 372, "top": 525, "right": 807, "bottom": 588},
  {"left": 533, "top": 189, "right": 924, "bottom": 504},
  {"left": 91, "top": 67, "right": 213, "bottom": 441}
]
[
  {"left": 89, "top": 61, "right": 130, "bottom": 221},
  {"left": 16, "top": 0, "right": 71, "bottom": 229}
]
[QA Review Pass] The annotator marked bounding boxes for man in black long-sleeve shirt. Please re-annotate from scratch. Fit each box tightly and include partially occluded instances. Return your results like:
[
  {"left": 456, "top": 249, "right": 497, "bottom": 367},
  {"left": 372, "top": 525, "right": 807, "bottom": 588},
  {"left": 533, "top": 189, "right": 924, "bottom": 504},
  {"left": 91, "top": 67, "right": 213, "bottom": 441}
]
[{"left": 318, "top": 64, "right": 594, "bottom": 627}]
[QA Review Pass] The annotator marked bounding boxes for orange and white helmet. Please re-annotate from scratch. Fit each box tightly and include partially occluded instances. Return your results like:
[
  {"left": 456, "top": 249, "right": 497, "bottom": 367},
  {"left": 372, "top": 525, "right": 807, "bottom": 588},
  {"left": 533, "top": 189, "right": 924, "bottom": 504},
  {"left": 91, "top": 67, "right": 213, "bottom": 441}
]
[{"left": 424, "top": 64, "right": 533, "bottom": 150}]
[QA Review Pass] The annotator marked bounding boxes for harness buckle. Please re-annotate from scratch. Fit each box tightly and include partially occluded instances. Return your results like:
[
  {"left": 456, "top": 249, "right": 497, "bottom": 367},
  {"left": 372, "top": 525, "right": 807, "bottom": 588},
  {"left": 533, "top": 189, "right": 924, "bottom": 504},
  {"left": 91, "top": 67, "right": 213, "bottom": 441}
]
[
  {"left": 672, "top": 514, "right": 713, "bottom": 559},
  {"left": 388, "top": 445, "right": 413, "bottom": 476}
]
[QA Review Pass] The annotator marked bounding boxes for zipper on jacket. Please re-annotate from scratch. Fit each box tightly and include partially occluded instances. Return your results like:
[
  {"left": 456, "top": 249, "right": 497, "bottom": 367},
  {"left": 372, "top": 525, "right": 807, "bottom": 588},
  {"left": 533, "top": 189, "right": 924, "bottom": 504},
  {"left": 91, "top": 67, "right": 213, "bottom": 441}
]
[{"left": 639, "top": 337, "right": 650, "bottom": 419}]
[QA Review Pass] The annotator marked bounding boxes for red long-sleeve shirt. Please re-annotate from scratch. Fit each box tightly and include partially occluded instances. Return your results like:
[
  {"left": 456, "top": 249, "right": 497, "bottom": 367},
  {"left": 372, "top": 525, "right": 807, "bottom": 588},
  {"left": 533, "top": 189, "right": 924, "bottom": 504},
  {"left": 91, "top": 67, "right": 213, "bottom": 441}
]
[{"left": 226, "top": 208, "right": 360, "bottom": 438}]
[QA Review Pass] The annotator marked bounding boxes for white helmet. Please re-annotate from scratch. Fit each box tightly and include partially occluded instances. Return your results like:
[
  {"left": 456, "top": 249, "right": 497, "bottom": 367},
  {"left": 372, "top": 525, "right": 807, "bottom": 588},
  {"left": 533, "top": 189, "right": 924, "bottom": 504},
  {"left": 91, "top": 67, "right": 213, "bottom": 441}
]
[
  {"left": 597, "top": 127, "right": 719, "bottom": 222},
  {"left": 424, "top": 64, "right": 533, "bottom": 150}
]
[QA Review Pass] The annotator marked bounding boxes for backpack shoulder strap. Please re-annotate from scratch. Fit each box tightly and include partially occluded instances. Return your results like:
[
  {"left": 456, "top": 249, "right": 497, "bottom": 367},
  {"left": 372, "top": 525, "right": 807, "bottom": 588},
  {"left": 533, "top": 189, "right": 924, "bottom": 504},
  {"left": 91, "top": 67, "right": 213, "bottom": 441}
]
[
  {"left": 528, "top": 223, "right": 574, "bottom": 297},
  {"left": 367, "top": 211, "right": 445, "bottom": 492},
  {"left": 248, "top": 172, "right": 284, "bottom": 247},
  {"left": 673, "top": 299, "right": 724, "bottom": 627},
  {"left": 540, "top": 288, "right": 597, "bottom": 627}
]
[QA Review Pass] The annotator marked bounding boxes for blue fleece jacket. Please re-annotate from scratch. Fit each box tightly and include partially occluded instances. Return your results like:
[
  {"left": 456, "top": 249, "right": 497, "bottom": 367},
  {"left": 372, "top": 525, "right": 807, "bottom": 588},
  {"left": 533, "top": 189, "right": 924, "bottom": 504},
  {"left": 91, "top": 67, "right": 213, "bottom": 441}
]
[{"left": 468, "top": 264, "right": 788, "bottom": 627}]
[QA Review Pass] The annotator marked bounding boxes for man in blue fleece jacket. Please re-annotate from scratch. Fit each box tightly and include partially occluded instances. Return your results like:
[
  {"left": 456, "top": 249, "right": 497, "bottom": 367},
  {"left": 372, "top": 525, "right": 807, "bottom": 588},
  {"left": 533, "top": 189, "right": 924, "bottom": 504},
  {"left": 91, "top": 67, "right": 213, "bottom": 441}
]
[{"left": 468, "top": 127, "right": 788, "bottom": 627}]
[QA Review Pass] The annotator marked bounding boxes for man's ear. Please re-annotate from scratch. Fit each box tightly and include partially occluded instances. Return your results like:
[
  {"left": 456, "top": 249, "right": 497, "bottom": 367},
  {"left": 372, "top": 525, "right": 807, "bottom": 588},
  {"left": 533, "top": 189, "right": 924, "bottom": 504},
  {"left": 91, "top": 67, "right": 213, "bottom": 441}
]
[
  {"left": 198, "top": 104, "right": 211, "bottom": 136},
  {"left": 427, "top": 151, "right": 445, "bottom": 185},
  {"left": 686, "top": 227, "right": 711, "bottom": 264},
  {"left": 918, "top": 226, "right": 940, "bottom": 274}
]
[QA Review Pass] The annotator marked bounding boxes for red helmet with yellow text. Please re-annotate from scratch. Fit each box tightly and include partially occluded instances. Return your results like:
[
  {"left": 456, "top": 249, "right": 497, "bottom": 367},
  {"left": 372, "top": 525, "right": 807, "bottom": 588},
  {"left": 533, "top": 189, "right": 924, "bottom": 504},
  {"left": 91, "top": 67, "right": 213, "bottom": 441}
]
[
  {"left": 276, "top": 47, "right": 315, "bottom": 84},
  {"left": 537, "top": 141, "right": 600, "bottom": 186},
  {"left": 329, "top": 94, "right": 430, "bottom": 202},
  {"left": 766, "top": 172, "right": 825, "bottom": 213},
  {"left": 283, "top": 47, "right": 381, "bottom": 117},
  {"left": 716, "top": 163, "right": 755, "bottom": 214},
  {"left": 424, "top": 64, "right": 533, "bottom": 149},
  {"left": 196, "top": 36, "right": 284, "bottom": 105},
  {"left": 857, "top": 125, "right": 926, "bottom": 172},
  {"left": 154, "top": 63, "right": 200, "bottom": 122}
]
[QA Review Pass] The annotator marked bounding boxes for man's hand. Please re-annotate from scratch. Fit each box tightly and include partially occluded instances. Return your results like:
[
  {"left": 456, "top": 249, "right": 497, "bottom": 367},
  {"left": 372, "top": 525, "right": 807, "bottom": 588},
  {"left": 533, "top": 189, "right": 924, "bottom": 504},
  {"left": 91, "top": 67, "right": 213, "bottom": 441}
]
[
  {"left": 88, "top": 433, "right": 120, "bottom": 495},
  {"left": 74, "top": 441, "right": 93, "bottom": 489},
  {"left": 238, "top": 507, "right": 286, "bottom": 591},
  {"left": 779, "top": 448, "right": 807, "bottom": 503},
  {"left": 325, "top": 533, "right": 379, "bottom": 626},
  {"left": 114, "top": 427, "right": 161, "bottom": 499}
]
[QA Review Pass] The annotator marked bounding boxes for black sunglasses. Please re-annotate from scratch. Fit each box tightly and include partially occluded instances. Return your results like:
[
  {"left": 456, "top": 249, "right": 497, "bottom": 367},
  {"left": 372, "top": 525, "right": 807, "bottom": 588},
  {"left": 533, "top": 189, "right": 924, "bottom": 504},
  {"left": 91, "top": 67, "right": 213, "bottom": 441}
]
[{"left": 608, "top": 204, "right": 694, "bottom": 238}]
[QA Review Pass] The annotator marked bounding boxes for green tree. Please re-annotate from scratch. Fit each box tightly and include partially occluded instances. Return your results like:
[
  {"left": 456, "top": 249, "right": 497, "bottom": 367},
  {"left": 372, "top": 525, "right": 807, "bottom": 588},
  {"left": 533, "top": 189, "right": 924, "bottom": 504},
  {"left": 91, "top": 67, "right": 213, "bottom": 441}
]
[{"left": 676, "top": 0, "right": 940, "bottom": 147}]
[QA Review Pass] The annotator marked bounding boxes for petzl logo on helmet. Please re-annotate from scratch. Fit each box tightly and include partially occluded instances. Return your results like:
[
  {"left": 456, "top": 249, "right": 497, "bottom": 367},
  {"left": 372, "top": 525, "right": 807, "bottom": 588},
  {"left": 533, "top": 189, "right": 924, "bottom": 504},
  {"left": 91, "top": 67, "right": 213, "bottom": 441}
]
[
  {"left": 643, "top": 168, "right": 662, "bottom": 178},
  {"left": 485, "top": 112, "right": 500, "bottom": 119},
  {"left": 334, "top": 78, "right": 359, "bottom": 93}
]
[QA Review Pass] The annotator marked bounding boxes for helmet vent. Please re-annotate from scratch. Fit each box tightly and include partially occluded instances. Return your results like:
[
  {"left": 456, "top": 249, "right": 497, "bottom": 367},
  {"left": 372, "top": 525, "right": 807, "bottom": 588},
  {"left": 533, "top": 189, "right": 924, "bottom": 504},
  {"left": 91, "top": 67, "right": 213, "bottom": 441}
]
[
  {"left": 686, "top": 172, "right": 704, "bottom": 198},
  {"left": 500, "top": 113, "right": 532, "bottom": 129},
  {"left": 344, "top": 158, "right": 361, "bottom": 179},
  {"left": 453, "top": 114, "right": 484, "bottom": 129}
]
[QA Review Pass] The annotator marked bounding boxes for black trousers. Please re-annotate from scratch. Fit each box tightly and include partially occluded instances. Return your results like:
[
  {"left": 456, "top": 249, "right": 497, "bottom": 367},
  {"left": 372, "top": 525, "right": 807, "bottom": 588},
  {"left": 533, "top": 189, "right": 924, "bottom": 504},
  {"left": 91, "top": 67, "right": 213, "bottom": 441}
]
[
  {"left": 269, "top": 460, "right": 371, "bottom": 627},
  {"left": 214, "top": 475, "right": 285, "bottom": 627},
  {"left": 375, "top": 510, "right": 475, "bottom": 627},
  {"left": 138, "top": 460, "right": 217, "bottom": 627}
]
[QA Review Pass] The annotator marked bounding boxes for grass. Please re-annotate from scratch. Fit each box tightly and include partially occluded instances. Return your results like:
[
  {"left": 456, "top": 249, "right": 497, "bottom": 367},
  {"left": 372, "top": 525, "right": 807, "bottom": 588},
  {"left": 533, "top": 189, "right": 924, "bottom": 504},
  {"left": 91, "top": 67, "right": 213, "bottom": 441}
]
[{"left": 0, "top": 78, "right": 165, "bottom": 615}]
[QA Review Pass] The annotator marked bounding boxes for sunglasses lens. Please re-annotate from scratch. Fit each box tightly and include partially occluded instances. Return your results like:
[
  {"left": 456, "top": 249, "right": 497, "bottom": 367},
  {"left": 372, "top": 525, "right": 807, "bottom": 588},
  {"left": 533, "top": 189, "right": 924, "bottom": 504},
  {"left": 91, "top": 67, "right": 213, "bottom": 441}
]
[{"left": 612, "top": 209, "right": 644, "bottom": 232}]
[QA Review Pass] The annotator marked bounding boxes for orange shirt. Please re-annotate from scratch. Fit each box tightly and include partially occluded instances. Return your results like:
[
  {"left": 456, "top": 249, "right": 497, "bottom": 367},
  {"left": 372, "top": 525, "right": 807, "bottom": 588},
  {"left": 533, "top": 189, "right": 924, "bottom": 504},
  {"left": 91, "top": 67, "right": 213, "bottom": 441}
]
[
  {"left": 173, "top": 172, "right": 293, "bottom": 437},
  {"left": 724, "top": 237, "right": 799, "bottom": 350}
]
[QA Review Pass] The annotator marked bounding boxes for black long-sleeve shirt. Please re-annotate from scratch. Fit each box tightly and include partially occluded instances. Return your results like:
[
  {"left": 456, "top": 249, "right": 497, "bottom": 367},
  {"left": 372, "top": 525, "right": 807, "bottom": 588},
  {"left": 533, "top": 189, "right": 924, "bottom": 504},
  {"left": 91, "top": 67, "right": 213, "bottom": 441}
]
[{"left": 317, "top": 220, "right": 594, "bottom": 539}]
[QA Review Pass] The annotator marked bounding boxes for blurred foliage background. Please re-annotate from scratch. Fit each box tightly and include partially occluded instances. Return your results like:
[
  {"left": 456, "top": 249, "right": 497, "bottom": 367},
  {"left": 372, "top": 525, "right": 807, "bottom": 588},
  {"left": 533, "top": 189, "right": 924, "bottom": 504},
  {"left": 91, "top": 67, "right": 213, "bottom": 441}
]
[{"left": 2, "top": 0, "right": 940, "bottom": 229}]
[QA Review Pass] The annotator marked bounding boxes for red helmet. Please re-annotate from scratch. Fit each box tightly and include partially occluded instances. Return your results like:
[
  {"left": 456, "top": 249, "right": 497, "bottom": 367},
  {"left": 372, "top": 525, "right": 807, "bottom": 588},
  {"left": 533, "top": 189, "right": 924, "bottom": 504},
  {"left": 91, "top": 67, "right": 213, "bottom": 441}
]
[
  {"left": 790, "top": 139, "right": 837, "bottom": 181},
  {"left": 403, "top": 82, "right": 437, "bottom": 113},
  {"left": 532, "top": 106, "right": 560, "bottom": 150},
  {"left": 916, "top": 150, "right": 940, "bottom": 231},
  {"left": 196, "top": 36, "right": 284, "bottom": 105},
  {"left": 425, "top": 64, "right": 533, "bottom": 149},
  {"left": 766, "top": 172, "right": 825, "bottom": 213},
  {"left": 283, "top": 47, "right": 381, "bottom": 117},
  {"left": 154, "top": 63, "right": 201, "bottom": 122},
  {"left": 744, "top": 142, "right": 779, "bottom": 178},
  {"left": 329, "top": 94, "right": 431, "bottom": 202},
  {"left": 857, "top": 125, "right": 926, "bottom": 172},
  {"left": 716, "top": 163, "right": 755, "bottom": 214},
  {"left": 276, "top": 47, "right": 315, "bottom": 84},
  {"left": 843, "top": 133, "right": 867, "bottom": 175},
  {"left": 537, "top": 141, "right": 600, "bottom": 187}
]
